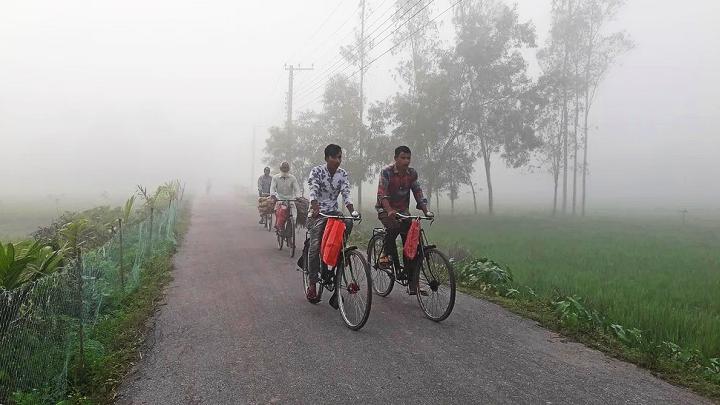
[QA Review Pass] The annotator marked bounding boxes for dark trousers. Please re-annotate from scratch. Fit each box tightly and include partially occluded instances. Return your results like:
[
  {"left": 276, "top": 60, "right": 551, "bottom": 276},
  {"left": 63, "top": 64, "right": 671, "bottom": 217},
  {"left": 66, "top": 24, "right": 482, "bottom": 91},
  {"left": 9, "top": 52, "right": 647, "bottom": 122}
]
[
  {"left": 307, "top": 212, "right": 353, "bottom": 283},
  {"left": 378, "top": 212, "right": 420, "bottom": 283}
]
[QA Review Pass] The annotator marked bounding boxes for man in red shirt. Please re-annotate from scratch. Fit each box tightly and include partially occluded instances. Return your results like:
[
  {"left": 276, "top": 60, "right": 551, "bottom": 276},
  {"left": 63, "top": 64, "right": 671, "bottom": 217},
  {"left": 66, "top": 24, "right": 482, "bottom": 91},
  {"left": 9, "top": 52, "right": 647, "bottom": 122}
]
[{"left": 376, "top": 146, "right": 433, "bottom": 295}]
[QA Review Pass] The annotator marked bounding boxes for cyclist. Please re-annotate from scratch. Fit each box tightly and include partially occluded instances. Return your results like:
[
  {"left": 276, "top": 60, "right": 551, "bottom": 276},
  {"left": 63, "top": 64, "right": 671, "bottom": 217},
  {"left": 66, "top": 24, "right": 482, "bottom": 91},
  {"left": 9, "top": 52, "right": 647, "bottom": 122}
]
[
  {"left": 257, "top": 166, "right": 272, "bottom": 224},
  {"left": 306, "top": 144, "right": 360, "bottom": 301},
  {"left": 376, "top": 145, "right": 433, "bottom": 295},
  {"left": 269, "top": 161, "right": 302, "bottom": 230}
]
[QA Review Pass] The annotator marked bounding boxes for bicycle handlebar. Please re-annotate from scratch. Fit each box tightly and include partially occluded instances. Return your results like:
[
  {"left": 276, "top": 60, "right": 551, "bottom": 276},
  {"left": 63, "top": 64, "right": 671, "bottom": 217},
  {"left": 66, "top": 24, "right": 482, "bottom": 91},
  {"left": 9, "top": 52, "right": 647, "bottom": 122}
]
[
  {"left": 396, "top": 213, "right": 435, "bottom": 221},
  {"left": 318, "top": 212, "right": 362, "bottom": 221}
]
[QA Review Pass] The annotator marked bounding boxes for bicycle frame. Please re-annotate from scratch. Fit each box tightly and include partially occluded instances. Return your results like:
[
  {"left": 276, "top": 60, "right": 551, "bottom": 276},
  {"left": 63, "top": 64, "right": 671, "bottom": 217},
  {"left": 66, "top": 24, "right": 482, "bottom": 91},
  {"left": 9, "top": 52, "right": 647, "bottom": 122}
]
[
  {"left": 303, "top": 212, "right": 362, "bottom": 290},
  {"left": 375, "top": 213, "right": 438, "bottom": 284}
]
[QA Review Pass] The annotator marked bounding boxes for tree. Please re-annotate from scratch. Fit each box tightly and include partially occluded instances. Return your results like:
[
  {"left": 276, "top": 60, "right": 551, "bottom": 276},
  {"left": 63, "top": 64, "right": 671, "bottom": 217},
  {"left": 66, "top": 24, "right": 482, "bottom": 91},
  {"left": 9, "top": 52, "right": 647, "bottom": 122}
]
[
  {"left": 264, "top": 111, "right": 326, "bottom": 190},
  {"left": 576, "top": 0, "right": 633, "bottom": 216},
  {"left": 452, "top": 0, "right": 537, "bottom": 214},
  {"left": 321, "top": 74, "right": 382, "bottom": 208},
  {"left": 540, "top": 0, "right": 632, "bottom": 216},
  {"left": 535, "top": 72, "right": 564, "bottom": 214}
]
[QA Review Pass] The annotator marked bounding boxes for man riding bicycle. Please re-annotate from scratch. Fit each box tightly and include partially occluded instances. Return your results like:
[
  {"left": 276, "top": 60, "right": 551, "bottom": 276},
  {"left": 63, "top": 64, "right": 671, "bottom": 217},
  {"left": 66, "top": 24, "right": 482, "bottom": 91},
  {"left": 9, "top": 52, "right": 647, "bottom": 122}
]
[
  {"left": 376, "top": 145, "right": 433, "bottom": 295},
  {"left": 269, "top": 161, "right": 302, "bottom": 230},
  {"left": 257, "top": 166, "right": 272, "bottom": 224},
  {"left": 306, "top": 144, "right": 360, "bottom": 301}
]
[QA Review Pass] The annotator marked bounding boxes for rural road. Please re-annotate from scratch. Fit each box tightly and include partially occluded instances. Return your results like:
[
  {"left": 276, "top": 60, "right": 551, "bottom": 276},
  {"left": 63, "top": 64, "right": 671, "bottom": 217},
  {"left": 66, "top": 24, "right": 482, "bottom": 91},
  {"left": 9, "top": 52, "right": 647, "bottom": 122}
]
[{"left": 117, "top": 196, "right": 710, "bottom": 404}]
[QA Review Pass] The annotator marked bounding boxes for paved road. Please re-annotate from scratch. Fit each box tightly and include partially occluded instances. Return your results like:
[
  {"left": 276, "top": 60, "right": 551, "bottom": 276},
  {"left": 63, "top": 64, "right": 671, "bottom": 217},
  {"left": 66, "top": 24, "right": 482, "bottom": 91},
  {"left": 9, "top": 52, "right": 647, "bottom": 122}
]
[{"left": 117, "top": 196, "right": 710, "bottom": 404}]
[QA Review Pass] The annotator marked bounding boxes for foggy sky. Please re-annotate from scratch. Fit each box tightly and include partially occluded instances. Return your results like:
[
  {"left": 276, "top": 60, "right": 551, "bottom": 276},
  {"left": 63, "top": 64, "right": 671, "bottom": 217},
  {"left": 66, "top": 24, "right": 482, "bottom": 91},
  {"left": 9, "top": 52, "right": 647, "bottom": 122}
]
[{"left": 1, "top": 0, "right": 718, "bottom": 212}]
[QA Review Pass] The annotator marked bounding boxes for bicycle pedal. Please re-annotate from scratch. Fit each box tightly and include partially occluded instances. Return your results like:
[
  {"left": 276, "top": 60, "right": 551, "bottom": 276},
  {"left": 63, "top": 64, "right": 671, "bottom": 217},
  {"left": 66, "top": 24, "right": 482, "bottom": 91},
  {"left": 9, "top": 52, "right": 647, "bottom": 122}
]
[{"left": 329, "top": 293, "right": 339, "bottom": 310}]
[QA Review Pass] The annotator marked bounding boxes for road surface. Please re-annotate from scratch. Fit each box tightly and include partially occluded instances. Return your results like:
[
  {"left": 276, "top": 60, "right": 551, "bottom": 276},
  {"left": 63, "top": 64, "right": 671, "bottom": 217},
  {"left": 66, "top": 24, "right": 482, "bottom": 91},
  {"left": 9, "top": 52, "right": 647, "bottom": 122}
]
[{"left": 117, "top": 196, "right": 709, "bottom": 404}]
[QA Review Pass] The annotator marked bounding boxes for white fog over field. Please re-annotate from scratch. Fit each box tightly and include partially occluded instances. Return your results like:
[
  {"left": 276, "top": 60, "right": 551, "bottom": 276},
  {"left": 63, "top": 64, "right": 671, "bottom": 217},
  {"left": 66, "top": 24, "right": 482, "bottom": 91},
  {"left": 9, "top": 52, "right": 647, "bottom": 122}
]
[{"left": 1, "top": 0, "right": 718, "bottom": 215}]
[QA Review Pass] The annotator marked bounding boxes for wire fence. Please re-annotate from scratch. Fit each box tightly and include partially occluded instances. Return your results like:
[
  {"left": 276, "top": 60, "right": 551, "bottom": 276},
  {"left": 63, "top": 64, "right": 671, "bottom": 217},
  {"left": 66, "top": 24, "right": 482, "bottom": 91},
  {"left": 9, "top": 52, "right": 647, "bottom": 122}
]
[{"left": 0, "top": 201, "right": 180, "bottom": 403}]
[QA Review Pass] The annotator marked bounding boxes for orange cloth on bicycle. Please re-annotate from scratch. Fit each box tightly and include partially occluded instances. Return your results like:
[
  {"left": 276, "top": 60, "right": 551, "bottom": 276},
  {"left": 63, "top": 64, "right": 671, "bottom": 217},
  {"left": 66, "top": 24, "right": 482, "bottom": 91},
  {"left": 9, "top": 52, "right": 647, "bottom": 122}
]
[
  {"left": 403, "top": 219, "right": 421, "bottom": 260},
  {"left": 321, "top": 218, "right": 346, "bottom": 267},
  {"left": 275, "top": 204, "right": 288, "bottom": 230}
]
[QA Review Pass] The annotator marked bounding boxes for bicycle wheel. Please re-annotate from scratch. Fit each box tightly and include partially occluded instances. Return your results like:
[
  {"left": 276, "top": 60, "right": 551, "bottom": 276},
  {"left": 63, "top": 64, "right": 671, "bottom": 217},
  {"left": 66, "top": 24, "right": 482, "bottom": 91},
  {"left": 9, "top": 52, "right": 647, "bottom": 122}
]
[
  {"left": 416, "top": 248, "right": 456, "bottom": 322},
  {"left": 266, "top": 213, "right": 273, "bottom": 232},
  {"left": 287, "top": 218, "right": 296, "bottom": 258},
  {"left": 302, "top": 247, "right": 322, "bottom": 304},
  {"left": 336, "top": 249, "right": 372, "bottom": 330},
  {"left": 367, "top": 233, "right": 394, "bottom": 297}
]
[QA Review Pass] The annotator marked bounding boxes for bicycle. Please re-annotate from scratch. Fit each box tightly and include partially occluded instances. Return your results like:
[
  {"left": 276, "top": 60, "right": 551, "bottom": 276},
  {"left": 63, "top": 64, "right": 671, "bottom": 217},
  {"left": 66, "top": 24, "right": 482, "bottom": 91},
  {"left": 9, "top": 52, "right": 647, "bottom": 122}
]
[
  {"left": 274, "top": 199, "right": 296, "bottom": 258},
  {"left": 367, "top": 213, "right": 456, "bottom": 322},
  {"left": 298, "top": 212, "right": 372, "bottom": 330},
  {"left": 259, "top": 193, "right": 273, "bottom": 232}
]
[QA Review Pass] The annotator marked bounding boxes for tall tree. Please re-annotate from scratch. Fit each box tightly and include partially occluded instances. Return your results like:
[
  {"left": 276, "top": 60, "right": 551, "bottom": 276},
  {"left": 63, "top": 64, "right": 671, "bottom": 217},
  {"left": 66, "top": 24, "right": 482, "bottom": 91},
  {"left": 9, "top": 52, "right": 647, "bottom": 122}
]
[
  {"left": 452, "top": 0, "right": 537, "bottom": 214},
  {"left": 535, "top": 72, "right": 564, "bottom": 215},
  {"left": 576, "top": 0, "right": 633, "bottom": 216},
  {"left": 264, "top": 111, "right": 327, "bottom": 190},
  {"left": 321, "top": 74, "right": 381, "bottom": 207}
]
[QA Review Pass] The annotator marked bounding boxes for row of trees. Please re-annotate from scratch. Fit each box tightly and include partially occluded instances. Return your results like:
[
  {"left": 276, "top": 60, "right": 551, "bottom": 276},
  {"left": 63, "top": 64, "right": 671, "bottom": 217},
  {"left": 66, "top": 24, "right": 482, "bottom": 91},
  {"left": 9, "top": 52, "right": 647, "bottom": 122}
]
[{"left": 265, "top": 0, "right": 632, "bottom": 215}]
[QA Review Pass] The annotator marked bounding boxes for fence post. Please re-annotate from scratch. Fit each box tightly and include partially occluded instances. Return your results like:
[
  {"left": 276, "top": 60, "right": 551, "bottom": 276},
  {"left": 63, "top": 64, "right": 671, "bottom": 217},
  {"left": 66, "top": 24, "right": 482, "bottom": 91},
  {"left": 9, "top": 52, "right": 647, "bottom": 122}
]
[
  {"left": 149, "top": 206, "right": 154, "bottom": 254},
  {"left": 76, "top": 246, "right": 85, "bottom": 374},
  {"left": 118, "top": 218, "right": 125, "bottom": 289}
]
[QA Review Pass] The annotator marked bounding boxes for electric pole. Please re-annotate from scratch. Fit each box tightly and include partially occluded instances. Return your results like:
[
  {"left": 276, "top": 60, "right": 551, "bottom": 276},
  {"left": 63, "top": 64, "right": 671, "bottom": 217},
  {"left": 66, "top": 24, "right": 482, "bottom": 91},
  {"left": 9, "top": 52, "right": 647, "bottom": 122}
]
[
  {"left": 250, "top": 125, "right": 256, "bottom": 189},
  {"left": 357, "top": 0, "right": 366, "bottom": 211},
  {"left": 359, "top": 0, "right": 366, "bottom": 127},
  {"left": 284, "top": 64, "right": 314, "bottom": 137}
]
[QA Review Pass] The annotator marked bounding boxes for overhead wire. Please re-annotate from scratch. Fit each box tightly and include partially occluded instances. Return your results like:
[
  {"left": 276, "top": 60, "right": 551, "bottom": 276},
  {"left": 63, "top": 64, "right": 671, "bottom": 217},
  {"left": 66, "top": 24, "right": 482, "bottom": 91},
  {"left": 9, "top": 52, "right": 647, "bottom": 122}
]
[
  {"left": 293, "top": 0, "right": 427, "bottom": 102},
  {"left": 294, "top": 0, "right": 438, "bottom": 107},
  {"left": 293, "top": 0, "right": 464, "bottom": 113},
  {"left": 284, "top": 0, "right": 349, "bottom": 65},
  {"left": 292, "top": 0, "right": 402, "bottom": 96}
]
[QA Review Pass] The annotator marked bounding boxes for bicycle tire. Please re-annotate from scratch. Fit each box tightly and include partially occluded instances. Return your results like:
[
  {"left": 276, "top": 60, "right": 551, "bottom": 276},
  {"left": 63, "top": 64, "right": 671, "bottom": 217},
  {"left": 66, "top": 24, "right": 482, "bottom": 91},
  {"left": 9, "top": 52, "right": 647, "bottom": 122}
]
[
  {"left": 267, "top": 213, "right": 273, "bottom": 232},
  {"left": 367, "top": 233, "right": 394, "bottom": 297},
  {"left": 336, "top": 249, "right": 372, "bottom": 330},
  {"left": 288, "top": 218, "right": 296, "bottom": 258},
  {"left": 416, "top": 248, "right": 456, "bottom": 322}
]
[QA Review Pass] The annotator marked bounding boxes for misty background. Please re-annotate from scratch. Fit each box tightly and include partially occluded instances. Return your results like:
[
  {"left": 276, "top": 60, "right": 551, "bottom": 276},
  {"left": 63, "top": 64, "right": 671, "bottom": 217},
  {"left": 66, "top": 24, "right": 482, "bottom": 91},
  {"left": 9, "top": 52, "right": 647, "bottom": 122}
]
[{"left": 1, "top": 0, "right": 719, "bottom": 214}]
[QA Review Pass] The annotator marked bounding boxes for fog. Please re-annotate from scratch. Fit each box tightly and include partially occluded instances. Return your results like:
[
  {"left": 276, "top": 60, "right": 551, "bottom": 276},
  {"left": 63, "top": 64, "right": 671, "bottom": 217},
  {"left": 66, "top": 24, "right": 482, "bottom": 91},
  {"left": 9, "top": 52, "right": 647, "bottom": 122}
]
[{"left": 1, "top": 0, "right": 719, "bottom": 214}]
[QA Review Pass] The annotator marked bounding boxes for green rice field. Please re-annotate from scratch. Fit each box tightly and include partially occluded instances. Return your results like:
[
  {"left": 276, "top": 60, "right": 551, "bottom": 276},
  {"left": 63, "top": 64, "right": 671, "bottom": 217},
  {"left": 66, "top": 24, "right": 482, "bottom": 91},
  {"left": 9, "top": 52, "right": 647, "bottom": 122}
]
[{"left": 428, "top": 214, "right": 720, "bottom": 358}]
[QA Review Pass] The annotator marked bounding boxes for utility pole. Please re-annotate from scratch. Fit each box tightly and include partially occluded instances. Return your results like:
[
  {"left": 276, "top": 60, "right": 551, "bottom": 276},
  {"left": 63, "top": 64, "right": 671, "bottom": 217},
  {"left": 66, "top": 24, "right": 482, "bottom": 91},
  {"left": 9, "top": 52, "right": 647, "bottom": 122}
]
[
  {"left": 359, "top": 0, "right": 366, "bottom": 126},
  {"left": 284, "top": 64, "right": 314, "bottom": 137},
  {"left": 357, "top": 0, "right": 366, "bottom": 211},
  {"left": 250, "top": 125, "right": 256, "bottom": 189}
]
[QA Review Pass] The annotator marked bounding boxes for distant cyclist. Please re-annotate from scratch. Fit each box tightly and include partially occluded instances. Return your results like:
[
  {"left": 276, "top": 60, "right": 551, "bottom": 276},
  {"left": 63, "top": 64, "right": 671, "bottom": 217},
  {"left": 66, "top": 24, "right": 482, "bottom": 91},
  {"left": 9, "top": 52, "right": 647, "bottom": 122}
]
[
  {"left": 257, "top": 167, "right": 272, "bottom": 224},
  {"left": 306, "top": 144, "right": 360, "bottom": 300},
  {"left": 269, "top": 161, "right": 302, "bottom": 229},
  {"left": 376, "top": 145, "right": 432, "bottom": 295}
]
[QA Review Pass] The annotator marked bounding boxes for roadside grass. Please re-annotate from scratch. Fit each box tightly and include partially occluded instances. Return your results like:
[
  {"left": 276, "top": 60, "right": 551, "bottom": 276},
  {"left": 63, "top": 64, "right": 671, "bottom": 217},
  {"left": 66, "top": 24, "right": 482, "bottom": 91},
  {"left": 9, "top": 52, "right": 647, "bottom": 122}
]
[
  {"left": 77, "top": 202, "right": 191, "bottom": 403},
  {"left": 351, "top": 212, "right": 720, "bottom": 400},
  {"left": 458, "top": 286, "right": 720, "bottom": 401},
  {"left": 9, "top": 202, "right": 191, "bottom": 405},
  {"left": 428, "top": 214, "right": 720, "bottom": 358}
]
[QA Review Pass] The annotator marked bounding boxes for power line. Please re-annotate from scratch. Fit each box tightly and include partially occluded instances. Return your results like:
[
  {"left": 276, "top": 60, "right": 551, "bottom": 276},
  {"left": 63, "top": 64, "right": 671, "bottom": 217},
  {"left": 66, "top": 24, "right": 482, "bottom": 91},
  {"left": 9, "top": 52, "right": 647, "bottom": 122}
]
[
  {"left": 293, "top": 2, "right": 362, "bottom": 70},
  {"left": 285, "top": 0, "right": 349, "bottom": 65},
  {"left": 292, "top": 0, "right": 402, "bottom": 97},
  {"left": 293, "top": 0, "right": 428, "bottom": 102},
  {"left": 294, "top": 0, "right": 437, "bottom": 106},
  {"left": 294, "top": 0, "right": 463, "bottom": 113},
  {"left": 293, "top": 0, "right": 420, "bottom": 97}
]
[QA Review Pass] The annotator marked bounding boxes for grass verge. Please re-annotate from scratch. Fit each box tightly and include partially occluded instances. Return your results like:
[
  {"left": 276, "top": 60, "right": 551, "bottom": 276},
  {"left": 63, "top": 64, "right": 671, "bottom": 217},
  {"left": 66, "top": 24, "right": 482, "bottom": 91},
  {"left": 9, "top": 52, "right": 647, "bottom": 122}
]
[
  {"left": 11, "top": 202, "right": 193, "bottom": 405},
  {"left": 454, "top": 260, "right": 720, "bottom": 402}
]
